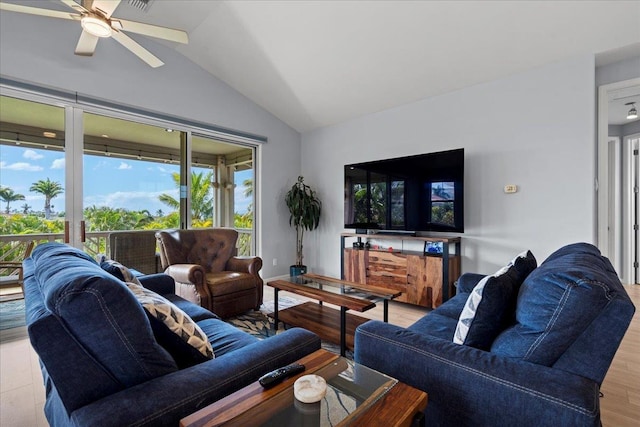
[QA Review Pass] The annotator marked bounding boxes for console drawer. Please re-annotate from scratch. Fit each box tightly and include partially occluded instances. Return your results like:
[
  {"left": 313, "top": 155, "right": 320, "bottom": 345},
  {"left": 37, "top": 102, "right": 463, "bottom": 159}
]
[{"left": 368, "top": 251, "right": 407, "bottom": 267}]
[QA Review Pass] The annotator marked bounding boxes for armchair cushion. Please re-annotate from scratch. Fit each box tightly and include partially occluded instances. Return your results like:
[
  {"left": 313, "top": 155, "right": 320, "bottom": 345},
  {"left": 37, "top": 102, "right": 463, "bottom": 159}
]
[
  {"left": 127, "top": 282, "right": 214, "bottom": 361},
  {"left": 453, "top": 250, "right": 537, "bottom": 350},
  {"left": 206, "top": 271, "right": 258, "bottom": 296}
]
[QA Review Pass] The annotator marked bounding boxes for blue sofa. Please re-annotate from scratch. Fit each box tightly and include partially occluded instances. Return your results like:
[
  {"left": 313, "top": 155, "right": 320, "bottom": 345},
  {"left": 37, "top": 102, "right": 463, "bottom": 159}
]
[
  {"left": 355, "top": 243, "right": 635, "bottom": 427},
  {"left": 23, "top": 242, "right": 321, "bottom": 427}
]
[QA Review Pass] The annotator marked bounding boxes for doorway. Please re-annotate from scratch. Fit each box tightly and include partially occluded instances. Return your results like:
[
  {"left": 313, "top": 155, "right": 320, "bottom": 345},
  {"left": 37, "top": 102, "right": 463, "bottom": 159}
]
[{"left": 598, "top": 78, "right": 640, "bottom": 285}]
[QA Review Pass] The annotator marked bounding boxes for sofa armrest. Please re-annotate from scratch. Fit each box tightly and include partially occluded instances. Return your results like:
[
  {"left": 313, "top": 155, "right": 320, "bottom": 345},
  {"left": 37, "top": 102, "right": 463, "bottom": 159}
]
[
  {"left": 226, "top": 256, "right": 263, "bottom": 276},
  {"left": 69, "top": 328, "right": 321, "bottom": 427},
  {"left": 138, "top": 273, "right": 176, "bottom": 295},
  {"left": 355, "top": 321, "right": 601, "bottom": 427},
  {"left": 456, "top": 272, "right": 486, "bottom": 293}
]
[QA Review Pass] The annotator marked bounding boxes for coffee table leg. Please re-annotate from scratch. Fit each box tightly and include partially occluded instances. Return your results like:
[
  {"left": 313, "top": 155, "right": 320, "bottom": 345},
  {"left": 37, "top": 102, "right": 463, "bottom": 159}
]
[
  {"left": 340, "top": 307, "right": 347, "bottom": 357},
  {"left": 383, "top": 299, "right": 389, "bottom": 323},
  {"left": 274, "top": 288, "right": 279, "bottom": 331}
]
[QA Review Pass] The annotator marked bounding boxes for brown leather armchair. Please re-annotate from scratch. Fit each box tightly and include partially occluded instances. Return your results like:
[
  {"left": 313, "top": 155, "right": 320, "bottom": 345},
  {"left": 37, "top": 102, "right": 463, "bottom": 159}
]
[{"left": 155, "top": 228, "right": 263, "bottom": 318}]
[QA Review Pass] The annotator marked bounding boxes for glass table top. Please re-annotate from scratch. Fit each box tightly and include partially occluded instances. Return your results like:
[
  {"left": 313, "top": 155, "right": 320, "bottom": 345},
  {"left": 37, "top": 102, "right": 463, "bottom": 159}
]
[
  {"left": 260, "top": 357, "right": 398, "bottom": 427},
  {"left": 289, "top": 274, "right": 399, "bottom": 303}
]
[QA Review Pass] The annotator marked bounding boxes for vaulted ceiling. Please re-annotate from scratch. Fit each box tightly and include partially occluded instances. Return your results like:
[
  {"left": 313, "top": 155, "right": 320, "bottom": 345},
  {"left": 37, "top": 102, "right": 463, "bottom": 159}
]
[{"left": 2, "top": 1, "right": 640, "bottom": 132}]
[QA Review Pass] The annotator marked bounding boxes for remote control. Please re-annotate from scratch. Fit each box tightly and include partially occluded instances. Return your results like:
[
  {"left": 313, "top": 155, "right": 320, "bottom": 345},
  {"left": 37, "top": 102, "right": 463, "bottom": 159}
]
[{"left": 258, "top": 363, "right": 305, "bottom": 388}]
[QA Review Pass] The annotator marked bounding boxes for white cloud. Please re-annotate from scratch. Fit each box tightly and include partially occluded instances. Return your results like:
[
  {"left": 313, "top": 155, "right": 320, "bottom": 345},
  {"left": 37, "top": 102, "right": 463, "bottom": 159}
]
[
  {"left": 118, "top": 162, "right": 132, "bottom": 170},
  {"left": 51, "top": 158, "right": 65, "bottom": 169},
  {"left": 23, "top": 149, "right": 44, "bottom": 160},
  {"left": 92, "top": 160, "right": 109, "bottom": 170},
  {"left": 0, "top": 161, "right": 43, "bottom": 172},
  {"left": 84, "top": 188, "right": 176, "bottom": 212},
  {"left": 154, "top": 165, "right": 177, "bottom": 175}
]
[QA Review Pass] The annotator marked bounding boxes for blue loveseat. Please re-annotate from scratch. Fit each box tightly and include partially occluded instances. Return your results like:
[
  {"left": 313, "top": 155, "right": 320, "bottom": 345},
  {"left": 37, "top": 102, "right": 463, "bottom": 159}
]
[
  {"left": 23, "top": 242, "right": 321, "bottom": 427},
  {"left": 355, "top": 243, "right": 635, "bottom": 427}
]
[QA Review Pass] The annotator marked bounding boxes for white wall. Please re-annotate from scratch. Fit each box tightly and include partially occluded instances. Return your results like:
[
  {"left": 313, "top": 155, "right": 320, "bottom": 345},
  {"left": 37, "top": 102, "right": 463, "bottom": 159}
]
[
  {"left": 0, "top": 12, "right": 300, "bottom": 278},
  {"left": 302, "top": 55, "right": 596, "bottom": 276}
]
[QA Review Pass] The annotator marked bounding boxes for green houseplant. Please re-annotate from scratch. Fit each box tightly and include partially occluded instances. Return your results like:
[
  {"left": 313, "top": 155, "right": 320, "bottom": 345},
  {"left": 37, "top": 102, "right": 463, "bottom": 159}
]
[{"left": 285, "top": 176, "right": 321, "bottom": 276}]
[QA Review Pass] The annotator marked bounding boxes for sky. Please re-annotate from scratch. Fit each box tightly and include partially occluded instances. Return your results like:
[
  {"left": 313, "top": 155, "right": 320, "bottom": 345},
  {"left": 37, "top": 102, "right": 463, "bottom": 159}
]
[{"left": 0, "top": 144, "right": 252, "bottom": 215}]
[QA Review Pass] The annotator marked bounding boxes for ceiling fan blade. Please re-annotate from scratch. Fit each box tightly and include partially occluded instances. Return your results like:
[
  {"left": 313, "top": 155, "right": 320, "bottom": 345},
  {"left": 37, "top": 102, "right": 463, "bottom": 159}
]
[
  {"left": 75, "top": 30, "right": 99, "bottom": 56},
  {"left": 59, "top": 0, "right": 88, "bottom": 13},
  {"left": 91, "top": 0, "right": 121, "bottom": 18},
  {"left": 115, "top": 18, "right": 188, "bottom": 44},
  {"left": 0, "top": 2, "right": 79, "bottom": 20},
  {"left": 111, "top": 30, "right": 163, "bottom": 68}
]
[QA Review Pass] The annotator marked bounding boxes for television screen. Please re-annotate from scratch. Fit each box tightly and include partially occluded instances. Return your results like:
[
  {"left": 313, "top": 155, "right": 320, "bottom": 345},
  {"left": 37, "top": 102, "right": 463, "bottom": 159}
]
[{"left": 344, "top": 148, "right": 464, "bottom": 233}]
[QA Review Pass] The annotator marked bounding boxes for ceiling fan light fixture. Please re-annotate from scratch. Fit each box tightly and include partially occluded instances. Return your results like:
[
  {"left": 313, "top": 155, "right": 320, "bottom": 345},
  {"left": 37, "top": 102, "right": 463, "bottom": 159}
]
[
  {"left": 81, "top": 16, "right": 112, "bottom": 38},
  {"left": 627, "top": 102, "right": 638, "bottom": 120}
]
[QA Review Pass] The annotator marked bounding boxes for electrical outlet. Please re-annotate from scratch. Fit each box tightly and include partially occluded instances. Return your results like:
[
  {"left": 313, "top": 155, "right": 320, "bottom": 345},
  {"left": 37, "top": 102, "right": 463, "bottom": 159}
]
[
  {"left": 504, "top": 184, "right": 518, "bottom": 194},
  {"left": 272, "top": 258, "right": 277, "bottom": 266}
]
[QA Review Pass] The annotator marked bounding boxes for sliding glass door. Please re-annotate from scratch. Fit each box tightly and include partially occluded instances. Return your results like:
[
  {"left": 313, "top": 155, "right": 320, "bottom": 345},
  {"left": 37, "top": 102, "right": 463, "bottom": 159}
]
[
  {"left": 0, "top": 95, "right": 67, "bottom": 254},
  {"left": 1, "top": 90, "right": 259, "bottom": 270},
  {"left": 80, "top": 111, "right": 183, "bottom": 255}
]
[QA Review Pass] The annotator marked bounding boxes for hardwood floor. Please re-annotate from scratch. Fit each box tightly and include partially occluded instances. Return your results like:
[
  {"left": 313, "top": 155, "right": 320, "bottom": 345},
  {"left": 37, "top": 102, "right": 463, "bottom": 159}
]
[
  {"left": 1, "top": 284, "right": 638, "bottom": 426},
  {"left": 599, "top": 284, "right": 640, "bottom": 425}
]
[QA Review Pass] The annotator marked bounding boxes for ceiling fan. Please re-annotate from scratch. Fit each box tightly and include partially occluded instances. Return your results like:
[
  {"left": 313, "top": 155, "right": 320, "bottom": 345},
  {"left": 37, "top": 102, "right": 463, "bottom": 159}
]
[{"left": 0, "top": 0, "right": 188, "bottom": 67}]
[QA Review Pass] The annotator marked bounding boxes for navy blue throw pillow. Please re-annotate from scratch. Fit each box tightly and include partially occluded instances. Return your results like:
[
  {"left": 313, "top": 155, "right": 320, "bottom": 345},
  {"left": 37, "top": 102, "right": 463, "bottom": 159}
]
[{"left": 453, "top": 250, "right": 537, "bottom": 350}]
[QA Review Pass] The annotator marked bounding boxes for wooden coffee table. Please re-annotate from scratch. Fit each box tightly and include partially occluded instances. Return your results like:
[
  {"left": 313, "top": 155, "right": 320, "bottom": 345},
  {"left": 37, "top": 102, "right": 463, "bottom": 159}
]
[
  {"left": 267, "top": 273, "right": 401, "bottom": 356},
  {"left": 179, "top": 349, "right": 427, "bottom": 427}
]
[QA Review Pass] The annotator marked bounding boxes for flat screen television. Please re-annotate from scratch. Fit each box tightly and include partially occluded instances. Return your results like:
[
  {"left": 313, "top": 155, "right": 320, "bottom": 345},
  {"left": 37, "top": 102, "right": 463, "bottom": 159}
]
[{"left": 344, "top": 148, "right": 464, "bottom": 233}]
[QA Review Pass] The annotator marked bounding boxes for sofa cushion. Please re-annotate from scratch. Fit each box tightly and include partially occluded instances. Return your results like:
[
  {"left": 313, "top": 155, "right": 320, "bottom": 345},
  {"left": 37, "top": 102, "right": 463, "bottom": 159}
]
[
  {"left": 409, "top": 312, "right": 460, "bottom": 341},
  {"left": 126, "top": 282, "right": 214, "bottom": 362},
  {"left": 453, "top": 250, "right": 537, "bottom": 350},
  {"left": 198, "top": 318, "right": 260, "bottom": 357},
  {"left": 29, "top": 243, "right": 177, "bottom": 391},
  {"left": 491, "top": 243, "right": 619, "bottom": 366},
  {"left": 164, "top": 293, "right": 220, "bottom": 322}
]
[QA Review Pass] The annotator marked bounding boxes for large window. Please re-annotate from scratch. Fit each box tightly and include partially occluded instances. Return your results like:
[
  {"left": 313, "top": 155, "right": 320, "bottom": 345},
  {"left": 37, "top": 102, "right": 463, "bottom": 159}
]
[{"left": 1, "top": 92, "right": 259, "bottom": 260}]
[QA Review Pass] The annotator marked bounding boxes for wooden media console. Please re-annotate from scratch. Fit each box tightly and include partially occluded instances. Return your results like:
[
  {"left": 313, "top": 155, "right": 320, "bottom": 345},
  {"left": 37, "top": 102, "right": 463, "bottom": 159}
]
[{"left": 341, "top": 233, "right": 461, "bottom": 309}]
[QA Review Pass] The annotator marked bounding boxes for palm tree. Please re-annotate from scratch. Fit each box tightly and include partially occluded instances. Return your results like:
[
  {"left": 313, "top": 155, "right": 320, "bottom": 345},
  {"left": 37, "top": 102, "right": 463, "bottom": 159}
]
[
  {"left": 21, "top": 203, "right": 32, "bottom": 215},
  {"left": 30, "top": 178, "right": 63, "bottom": 219},
  {"left": 0, "top": 186, "right": 26, "bottom": 214},
  {"left": 242, "top": 177, "right": 253, "bottom": 215},
  {"left": 159, "top": 171, "right": 213, "bottom": 222},
  {"left": 242, "top": 178, "right": 253, "bottom": 199}
]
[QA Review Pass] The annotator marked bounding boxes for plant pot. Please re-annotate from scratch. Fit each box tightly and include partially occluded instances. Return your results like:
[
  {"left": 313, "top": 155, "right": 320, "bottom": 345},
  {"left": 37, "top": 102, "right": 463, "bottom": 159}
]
[{"left": 290, "top": 265, "right": 307, "bottom": 277}]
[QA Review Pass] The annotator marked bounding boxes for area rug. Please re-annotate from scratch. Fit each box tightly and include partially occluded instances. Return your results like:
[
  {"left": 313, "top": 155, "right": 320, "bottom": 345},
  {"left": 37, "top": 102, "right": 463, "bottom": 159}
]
[
  {"left": 227, "top": 296, "right": 352, "bottom": 358},
  {"left": 0, "top": 298, "right": 26, "bottom": 330},
  {"left": 0, "top": 298, "right": 28, "bottom": 343}
]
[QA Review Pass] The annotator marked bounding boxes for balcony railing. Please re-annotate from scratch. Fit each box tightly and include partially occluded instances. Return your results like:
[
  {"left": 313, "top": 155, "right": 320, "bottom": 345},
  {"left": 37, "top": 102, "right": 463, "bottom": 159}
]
[{"left": 0, "top": 229, "right": 254, "bottom": 275}]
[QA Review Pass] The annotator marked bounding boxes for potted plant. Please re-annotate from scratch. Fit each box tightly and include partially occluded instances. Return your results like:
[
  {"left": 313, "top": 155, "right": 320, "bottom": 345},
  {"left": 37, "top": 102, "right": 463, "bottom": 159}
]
[{"left": 285, "top": 176, "right": 321, "bottom": 276}]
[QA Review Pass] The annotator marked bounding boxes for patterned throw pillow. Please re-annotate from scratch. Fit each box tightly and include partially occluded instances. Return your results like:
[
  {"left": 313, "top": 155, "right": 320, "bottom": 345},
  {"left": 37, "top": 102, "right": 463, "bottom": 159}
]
[
  {"left": 126, "top": 282, "right": 214, "bottom": 360},
  {"left": 453, "top": 250, "right": 537, "bottom": 350},
  {"left": 97, "top": 255, "right": 142, "bottom": 286}
]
